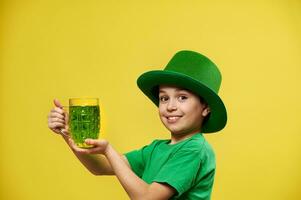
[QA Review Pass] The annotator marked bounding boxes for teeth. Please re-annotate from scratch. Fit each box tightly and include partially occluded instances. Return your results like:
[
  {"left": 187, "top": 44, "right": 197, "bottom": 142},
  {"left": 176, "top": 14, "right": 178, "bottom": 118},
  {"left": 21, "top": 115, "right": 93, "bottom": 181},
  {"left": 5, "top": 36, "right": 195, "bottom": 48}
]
[{"left": 166, "top": 116, "right": 180, "bottom": 122}]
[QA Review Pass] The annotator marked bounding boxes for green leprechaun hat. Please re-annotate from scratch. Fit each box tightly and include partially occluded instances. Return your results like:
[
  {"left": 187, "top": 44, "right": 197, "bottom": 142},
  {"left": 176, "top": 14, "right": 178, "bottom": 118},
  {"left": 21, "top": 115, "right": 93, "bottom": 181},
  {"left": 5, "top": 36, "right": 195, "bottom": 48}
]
[{"left": 137, "top": 50, "right": 227, "bottom": 133}]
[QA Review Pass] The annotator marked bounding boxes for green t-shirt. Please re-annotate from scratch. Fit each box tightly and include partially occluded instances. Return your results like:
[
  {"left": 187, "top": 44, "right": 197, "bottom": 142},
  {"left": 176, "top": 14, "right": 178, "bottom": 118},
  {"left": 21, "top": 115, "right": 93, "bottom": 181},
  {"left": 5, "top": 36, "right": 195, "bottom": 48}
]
[{"left": 125, "top": 133, "right": 216, "bottom": 200}]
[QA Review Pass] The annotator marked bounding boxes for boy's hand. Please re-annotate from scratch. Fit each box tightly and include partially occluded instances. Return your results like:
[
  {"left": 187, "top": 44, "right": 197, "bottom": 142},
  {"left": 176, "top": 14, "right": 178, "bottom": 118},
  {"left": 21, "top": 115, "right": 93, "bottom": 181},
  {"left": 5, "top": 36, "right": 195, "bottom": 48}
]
[
  {"left": 47, "top": 99, "right": 69, "bottom": 135},
  {"left": 47, "top": 99, "right": 108, "bottom": 154},
  {"left": 71, "top": 139, "right": 110, "bottom": 155}
]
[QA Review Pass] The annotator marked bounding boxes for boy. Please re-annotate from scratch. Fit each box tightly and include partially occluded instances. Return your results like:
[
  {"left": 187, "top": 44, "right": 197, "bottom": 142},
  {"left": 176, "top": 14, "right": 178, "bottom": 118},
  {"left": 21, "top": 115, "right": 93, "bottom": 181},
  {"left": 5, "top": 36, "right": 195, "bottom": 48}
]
[{"left": 47, "top": 50, "right": 227, "bottom": 200}]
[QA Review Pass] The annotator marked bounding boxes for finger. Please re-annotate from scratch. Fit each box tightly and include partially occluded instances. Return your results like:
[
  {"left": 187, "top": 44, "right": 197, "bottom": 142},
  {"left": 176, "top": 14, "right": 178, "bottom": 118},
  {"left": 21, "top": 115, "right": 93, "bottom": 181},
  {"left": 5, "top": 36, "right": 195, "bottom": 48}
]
[
  {"left": 48, "top": 116, "right": 65, "bottom": 124},
  {"left": 52, "top": 128, "right": 62, "bottom": 134},
  {"left": 51, "top": 107, "right": 65, "bottom": 115},
  {"left": 50, "top": 127, "right": 66, "bottom": 134},
  {"left": 49, "top": 117, "right": 65, "bottom": 123},
  {"left": 84, "top": 139, "right": 98, "bottom": 146},
  {"left": 54, "top": 99, "right": 63, "bottom": 108},
  {"left": 85, "top": 139, "right": 106, "bottom": 146},
  {"left": 76, "top": 146, "right": 102, "bottom": 154},
  {"left": 48, "top": 111, "right": 65, "bottom": 119},
  {"left": 48, "top": 122, "right": 65, "bottom": 129}
]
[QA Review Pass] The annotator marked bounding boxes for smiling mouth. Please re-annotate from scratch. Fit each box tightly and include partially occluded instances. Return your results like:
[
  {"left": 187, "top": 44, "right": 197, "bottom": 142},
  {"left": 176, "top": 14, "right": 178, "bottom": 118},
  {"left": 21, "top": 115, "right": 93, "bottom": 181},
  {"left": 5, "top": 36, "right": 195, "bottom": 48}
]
[{"left": 165, "top": 116, "right": 182, "bottom": 123}]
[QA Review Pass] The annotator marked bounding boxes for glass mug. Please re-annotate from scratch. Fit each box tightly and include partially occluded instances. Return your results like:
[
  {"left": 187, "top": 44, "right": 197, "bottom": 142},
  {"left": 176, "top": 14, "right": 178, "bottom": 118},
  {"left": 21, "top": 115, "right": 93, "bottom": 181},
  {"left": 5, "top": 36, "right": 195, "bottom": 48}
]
[{"left": 63, "top": 98, "right": 100, "bottom": 148}]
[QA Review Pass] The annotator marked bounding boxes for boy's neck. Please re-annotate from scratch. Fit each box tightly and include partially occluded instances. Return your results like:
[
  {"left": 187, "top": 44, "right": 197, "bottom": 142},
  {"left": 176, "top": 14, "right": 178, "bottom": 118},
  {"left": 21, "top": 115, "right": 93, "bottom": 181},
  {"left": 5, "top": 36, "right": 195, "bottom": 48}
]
[{"left": 169, "top": 130, "right": 201, "bottom": 144}]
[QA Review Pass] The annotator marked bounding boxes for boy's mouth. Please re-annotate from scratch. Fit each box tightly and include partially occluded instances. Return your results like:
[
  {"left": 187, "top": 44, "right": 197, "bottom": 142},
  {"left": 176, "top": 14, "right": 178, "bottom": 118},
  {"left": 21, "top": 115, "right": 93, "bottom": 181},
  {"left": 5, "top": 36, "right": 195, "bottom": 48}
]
[{"left": 165, "top": 115, "right": 182, "bottom": 123}]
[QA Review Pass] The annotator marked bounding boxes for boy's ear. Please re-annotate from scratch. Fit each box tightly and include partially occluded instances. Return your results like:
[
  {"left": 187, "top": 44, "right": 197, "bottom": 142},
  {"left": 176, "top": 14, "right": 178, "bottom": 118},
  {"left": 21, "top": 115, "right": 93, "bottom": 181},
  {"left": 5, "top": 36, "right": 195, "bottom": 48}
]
[{"left": 202, "top": 107, "right": 211, "bottom": 117}]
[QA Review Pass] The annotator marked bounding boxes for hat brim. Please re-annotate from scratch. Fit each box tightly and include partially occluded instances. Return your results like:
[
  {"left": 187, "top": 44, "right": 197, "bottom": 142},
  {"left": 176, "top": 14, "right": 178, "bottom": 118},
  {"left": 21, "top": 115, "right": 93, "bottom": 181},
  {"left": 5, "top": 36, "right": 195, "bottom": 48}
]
[{"left": 137, "top": 70, "right": 227, "bottom": 133}]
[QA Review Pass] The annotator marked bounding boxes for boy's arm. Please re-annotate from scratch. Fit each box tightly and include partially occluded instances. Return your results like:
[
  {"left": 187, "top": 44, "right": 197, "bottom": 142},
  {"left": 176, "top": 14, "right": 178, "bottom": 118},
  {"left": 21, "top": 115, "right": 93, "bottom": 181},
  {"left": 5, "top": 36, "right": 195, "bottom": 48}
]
[
  {"left": 61, "top": 134, "right": 113, "bottom": 175},
  {"left": 61, "top": 134, "right": 129, "bottom": 176},
  {"left": 105, "top": 143, "right": 176, "bottom": 200},
  {"left": 80, "top": 139, "right": 176, "bottom": 200}
]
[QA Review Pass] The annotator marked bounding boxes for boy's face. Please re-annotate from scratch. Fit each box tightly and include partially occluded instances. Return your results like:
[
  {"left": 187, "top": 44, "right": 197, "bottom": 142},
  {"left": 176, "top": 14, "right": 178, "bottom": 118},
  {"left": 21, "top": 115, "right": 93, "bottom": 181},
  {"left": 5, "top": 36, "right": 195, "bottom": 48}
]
[{"left": 158, "top": 85, "right": 210, "bottom": 136}]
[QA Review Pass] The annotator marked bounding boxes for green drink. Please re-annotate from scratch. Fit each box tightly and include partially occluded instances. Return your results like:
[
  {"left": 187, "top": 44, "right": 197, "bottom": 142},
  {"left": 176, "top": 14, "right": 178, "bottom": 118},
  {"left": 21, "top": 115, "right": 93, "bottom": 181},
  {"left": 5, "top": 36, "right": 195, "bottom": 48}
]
[{"left": 69, "top": 98, "right": 100, "bottom": 148}]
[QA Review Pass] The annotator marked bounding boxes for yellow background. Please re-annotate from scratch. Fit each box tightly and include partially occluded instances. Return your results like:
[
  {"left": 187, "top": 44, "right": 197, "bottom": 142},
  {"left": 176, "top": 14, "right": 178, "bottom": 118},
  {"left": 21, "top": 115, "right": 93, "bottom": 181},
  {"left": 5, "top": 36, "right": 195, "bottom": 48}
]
[{"left": 1, "top": 1, "right": 300, "bottom": 199}]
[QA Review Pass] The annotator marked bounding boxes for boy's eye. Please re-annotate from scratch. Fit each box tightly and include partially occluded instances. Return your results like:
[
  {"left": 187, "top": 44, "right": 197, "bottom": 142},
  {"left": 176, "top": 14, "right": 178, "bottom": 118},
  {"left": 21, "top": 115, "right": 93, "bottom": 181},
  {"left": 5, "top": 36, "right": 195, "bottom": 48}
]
[
  {"left": 178, "top": 95, "right": 188, "bottom": 101},
  {"left": 159, "top": 96, "right": 169, "bottom": 102}
]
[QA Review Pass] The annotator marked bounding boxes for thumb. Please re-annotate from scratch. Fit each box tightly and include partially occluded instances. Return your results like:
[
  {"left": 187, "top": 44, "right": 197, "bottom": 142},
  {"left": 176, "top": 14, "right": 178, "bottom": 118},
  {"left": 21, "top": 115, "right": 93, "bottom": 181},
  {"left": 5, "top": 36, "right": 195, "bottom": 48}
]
[
  {"left": 85, "top": 139, "right": 107, "bottom": 146},
  {"left": 53, "top": 98, "right": 63, "bottom": 108},
  {"left": 85, "top": 139, "right": 98, "bottom": 145}
]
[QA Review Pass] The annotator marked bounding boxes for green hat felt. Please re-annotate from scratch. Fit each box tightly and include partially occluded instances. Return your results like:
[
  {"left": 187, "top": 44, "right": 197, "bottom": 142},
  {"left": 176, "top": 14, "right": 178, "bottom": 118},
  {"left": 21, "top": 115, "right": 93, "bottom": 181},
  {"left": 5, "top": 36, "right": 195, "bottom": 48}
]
[{"left": 137, "top": 50, "right": 227, "bottom": 133}]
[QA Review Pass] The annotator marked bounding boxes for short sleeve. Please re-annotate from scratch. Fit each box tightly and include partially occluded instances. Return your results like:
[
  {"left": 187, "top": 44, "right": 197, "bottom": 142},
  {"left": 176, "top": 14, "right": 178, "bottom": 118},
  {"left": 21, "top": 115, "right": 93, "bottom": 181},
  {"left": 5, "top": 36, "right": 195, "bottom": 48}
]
[
  {"left": 152, "top": 149, "right": 203, "bottom": 197},
  {"left": 124, "top": 140, "right": 158, "bottom": 178}
]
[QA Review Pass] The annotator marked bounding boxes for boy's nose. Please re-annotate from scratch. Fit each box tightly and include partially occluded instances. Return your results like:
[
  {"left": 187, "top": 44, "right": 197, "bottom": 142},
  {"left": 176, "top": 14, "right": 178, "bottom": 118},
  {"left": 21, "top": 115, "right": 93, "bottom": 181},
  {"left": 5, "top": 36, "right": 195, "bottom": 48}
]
[{"left": 167, "top": 99, "right": 177, "bottom": 111}]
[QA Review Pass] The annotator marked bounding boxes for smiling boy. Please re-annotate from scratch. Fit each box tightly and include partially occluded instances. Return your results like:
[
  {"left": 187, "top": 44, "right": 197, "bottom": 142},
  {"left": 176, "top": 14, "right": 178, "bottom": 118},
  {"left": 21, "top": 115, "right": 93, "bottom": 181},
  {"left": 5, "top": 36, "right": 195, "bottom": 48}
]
[
  {"left": 158, "top": 85, "right": 210, "bottom": 143},
  {"left": 47, "top": 50, "right": 227, "bottom": 199}
]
